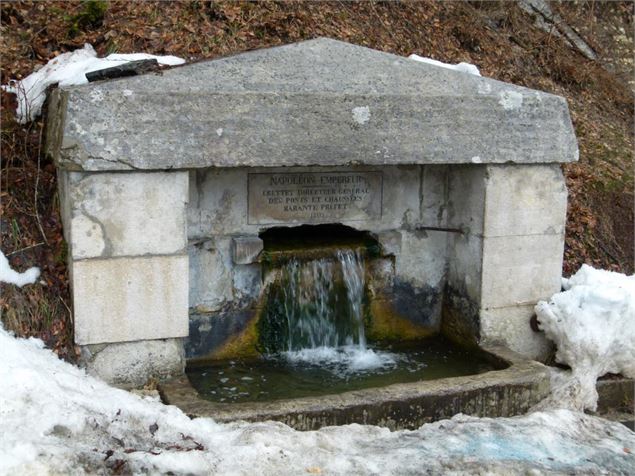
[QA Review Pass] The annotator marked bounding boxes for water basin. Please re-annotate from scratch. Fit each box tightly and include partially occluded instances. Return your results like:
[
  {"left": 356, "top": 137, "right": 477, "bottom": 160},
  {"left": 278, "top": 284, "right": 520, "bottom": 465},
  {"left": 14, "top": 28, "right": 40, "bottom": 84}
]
[
  {"left": 163, "top": 233, "right": 551, "bottom": 429},
  {"left": 161, "top": 344, "right": 549, "bottom": 430},
  {"left": 187, "top": 337, "right": 499, "bottom": 403}
]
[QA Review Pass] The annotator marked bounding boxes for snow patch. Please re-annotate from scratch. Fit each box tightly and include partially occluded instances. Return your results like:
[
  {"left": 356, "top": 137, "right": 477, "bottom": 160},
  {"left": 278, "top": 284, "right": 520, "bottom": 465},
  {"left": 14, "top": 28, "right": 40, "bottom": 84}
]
[
  {"left": 408, "top": 54, "right": 481, "bottom": 76},
  {"left": 2, "top": 44, "right": 185, "bottom": 124},
  {"left": 535, "top": 264, "right": 635, "bottom": 411},
  {"left": 0, "top": 250, "right": 40, "bottom": 288},
  {"left": 351, "top": 106, "right": 370, "bottom": 125},
  {"left": 1, "top": 318, "right": 634, "bottom": 475},
  {"left": 499, "top": 91, "right": 524, "bottom": 110},
  {"left": 471, "top": 156, "right": 483, "bottom": 163}
]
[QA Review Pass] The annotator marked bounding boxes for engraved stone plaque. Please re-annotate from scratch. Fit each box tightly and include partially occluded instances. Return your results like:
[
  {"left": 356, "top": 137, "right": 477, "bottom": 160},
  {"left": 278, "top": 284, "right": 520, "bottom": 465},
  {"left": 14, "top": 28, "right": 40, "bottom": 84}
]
[{"left": 248, "top": 171, "right": 383, "bottom": 225}]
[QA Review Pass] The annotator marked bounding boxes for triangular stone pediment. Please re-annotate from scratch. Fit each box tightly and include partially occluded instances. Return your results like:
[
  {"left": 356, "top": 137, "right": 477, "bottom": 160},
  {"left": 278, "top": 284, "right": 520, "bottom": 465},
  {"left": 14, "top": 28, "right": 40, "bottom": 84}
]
[{"left": 47, "top": 38, "right": 577, "bottom": 171}]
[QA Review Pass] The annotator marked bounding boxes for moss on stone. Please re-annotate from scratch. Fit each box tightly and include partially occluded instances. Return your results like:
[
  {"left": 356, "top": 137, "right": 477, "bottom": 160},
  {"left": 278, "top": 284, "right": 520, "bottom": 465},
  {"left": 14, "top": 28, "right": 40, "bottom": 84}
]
[
  {"left": 257, "top": 283, "right": 290, "bottom": 354},
  {"left": 195, "top": 312, "right": 262, "bottom": 362},
  {"left": 366, "top": 299, "right": 437, "bottom": 343}
]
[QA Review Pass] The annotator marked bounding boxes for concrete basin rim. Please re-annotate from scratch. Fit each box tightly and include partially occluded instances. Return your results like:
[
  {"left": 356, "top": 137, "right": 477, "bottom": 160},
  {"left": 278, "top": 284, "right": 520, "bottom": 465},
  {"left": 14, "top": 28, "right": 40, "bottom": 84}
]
[{"left": 159, "top": 344, "right": 550, "bottom": 421}]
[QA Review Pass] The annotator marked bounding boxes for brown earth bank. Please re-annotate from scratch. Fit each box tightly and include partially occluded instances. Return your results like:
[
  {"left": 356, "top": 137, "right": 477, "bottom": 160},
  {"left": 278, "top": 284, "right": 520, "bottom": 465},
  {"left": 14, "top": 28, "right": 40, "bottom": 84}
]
[{"left": 1, "top": 1, "right": 633, "bottom": 360}]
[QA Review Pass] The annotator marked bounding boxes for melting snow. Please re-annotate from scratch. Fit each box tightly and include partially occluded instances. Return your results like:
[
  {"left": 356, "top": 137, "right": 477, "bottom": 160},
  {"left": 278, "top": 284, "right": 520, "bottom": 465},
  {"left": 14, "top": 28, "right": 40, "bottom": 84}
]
[
  {"left": 0, "top": 250, "right": 40, "bottom": 287},
  {"left": 1, "top": 317, "right": 634, "bottom": 475},
  {"left": 408, "top": 54, "right": 481, "bottom": 76},
  {"left": 2, "top": 44, "right": 184, "bottom": 124},
  {"left": 535, "top": 264, "right": 635, "bottom": 411}
]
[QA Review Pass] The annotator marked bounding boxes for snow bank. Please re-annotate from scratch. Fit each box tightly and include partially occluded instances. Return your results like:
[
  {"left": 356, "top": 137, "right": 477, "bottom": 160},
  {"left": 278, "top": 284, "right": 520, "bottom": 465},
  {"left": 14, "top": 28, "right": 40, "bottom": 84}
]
[
  {"left": 2, "top": 44, "right": 184, "bottom": 124},
  {"left": 535, "top": 264, "right": 635, "bottom": 411},
  {"left": 408, "top": 54, "right": 481, "bottom": 76},
  {"left": 0, "top": 250, "right": 40, "bottom": 287},
  {"left": 1, "top": 325, "right": 633, "bottom": 475}
]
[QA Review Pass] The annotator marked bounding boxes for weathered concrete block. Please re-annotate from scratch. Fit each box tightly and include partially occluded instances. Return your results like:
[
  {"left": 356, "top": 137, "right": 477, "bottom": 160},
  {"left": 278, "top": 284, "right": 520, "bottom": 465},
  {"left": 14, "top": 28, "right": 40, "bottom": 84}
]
[
  {"left": 231, "top": 236, "right": 263, "bottom": 264},
  {"left": 447, "top": 165, "right": 487, "bottom": 235},
  {"left": 191, "top": 168, "right": 246, "bottom": 238},
  {"left": 81, "top": 338, "right": 185, "bottom": 388},
  {"left": 57, "top": 170, "right": 74, "bottom": 247},
  {"left": 233, "top": 264, "right": 262, "bottom": 302},
  {"left": 447, "top": 232, "right": 483, "bottom": 303},
  {"left": 188, "top": 238, "right": 233, "bottom": 312},
  {"left": 376, "top": 230, "right": 402, "bottom": 256},
  {"left": 420, "top": 165, "right": 448, "bottom": 227},
  {"left": 366, "top": 258, "right": 395, "bottom": 295},
  {"left": 70, "top": 214, "right": 106, "bottom": 258},
  {"left": 484, "top": 164, "right": 567, "bottom": 237},
  {"left": 67, "top": 171, "right": 188, "bottom": 259},
  {"left": 445, "top": 163, "right": 567, "bottom": 358},
  {"left": 397, "top": 230, "right": 447, "bottom": 290},
  {"left": 379, "top": 166, "right": 422, "bottom": 230},
  {"left": 481, "top": 234, "right": 564, "bottom": 309},
  {"left": 73, "top": 255, "right": 188, "bottom": 345},
  {"left": 190, "top": 165, "right": 422, "bottom": 236},
  {"left": 480, "top": 305, "right": 552, "bottom": 361},
  {"left": 47, "top": 39, "right": 577, "bottom": 172}
]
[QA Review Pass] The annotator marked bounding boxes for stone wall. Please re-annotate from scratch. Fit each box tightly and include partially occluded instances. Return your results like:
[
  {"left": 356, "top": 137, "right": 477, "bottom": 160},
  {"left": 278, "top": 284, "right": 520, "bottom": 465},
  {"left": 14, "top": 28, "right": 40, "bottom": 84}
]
[
  {"left": 58, "top": 162, "right": 567, "bottom": 384},
  {"left": 446, "top": 164, "right": 567, "bottom": 359},
  {"left": 186, "top": 165, "right": 450, "bottom": 359},
  {"left": 58, "top": 170, "right": 189, "bottom": 387}
]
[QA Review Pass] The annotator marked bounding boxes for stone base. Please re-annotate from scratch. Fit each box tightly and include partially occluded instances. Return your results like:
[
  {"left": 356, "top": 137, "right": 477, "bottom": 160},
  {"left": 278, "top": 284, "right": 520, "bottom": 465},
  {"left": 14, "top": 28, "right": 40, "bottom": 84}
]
[
  {"left": 80, "top": 338, "right": 185, "bottom": 388},
  {"left": 480, "top": 305, "right": 553, "bottom": 361}
]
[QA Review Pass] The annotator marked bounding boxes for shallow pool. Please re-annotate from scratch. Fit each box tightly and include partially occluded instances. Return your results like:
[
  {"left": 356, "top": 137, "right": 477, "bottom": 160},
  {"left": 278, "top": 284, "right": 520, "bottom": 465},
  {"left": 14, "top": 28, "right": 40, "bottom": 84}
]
[{"left": 187, "top": 336, "right": 499, "bottom": 403}]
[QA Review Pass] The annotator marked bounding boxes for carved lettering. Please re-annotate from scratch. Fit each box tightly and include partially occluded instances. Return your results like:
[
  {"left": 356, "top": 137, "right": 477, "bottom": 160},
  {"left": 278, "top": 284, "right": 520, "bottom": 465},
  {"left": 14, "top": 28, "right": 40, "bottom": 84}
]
[{"left": 248, "top": 171, "right": 382, "bottom": 225}]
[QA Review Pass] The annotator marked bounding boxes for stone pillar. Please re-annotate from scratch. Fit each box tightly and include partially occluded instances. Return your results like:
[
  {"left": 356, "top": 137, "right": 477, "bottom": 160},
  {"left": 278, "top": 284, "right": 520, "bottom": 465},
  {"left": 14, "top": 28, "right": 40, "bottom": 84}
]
[
  {"left": 446, "top": 164, "right": 567, "bottom": 360},
  {"left": 59, "top": 170, "right": 189, "bottom": 387}
]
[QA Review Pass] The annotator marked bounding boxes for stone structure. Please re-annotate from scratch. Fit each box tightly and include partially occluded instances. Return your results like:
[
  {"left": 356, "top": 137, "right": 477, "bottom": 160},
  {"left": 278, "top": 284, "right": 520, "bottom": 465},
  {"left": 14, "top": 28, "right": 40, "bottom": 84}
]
[{"left": 46, "top": 38, "right": 577, "bottom": 386}]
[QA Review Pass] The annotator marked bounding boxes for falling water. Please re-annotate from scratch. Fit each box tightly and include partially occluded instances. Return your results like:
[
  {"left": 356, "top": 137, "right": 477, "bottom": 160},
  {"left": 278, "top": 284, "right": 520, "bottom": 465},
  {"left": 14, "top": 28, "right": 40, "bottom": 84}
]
[
  {"left": 268, "top": 248, "right": 396, "bottom": 372},
  {"left": 279, "top": 249, "right": 367, "bottom": 351},
  {"left": 188, "top": 247, "right": 498, "bottom": 403}
]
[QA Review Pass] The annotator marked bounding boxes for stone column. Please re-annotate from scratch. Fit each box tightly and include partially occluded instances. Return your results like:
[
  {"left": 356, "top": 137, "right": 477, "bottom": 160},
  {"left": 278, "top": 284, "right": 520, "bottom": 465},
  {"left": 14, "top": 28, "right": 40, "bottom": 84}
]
[
  {"left": 59, "top": 170, "right": 189, "bottom": 387},
  {"left": 446, "top": 164, "right": 567, "bottom": 360}
]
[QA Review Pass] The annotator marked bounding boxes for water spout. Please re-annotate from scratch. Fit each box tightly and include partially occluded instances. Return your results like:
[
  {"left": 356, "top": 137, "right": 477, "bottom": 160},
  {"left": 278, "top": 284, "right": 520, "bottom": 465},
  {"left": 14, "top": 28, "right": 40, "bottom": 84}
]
[{"left": 277, "top": 249, "right": 367, "bottom": 351}]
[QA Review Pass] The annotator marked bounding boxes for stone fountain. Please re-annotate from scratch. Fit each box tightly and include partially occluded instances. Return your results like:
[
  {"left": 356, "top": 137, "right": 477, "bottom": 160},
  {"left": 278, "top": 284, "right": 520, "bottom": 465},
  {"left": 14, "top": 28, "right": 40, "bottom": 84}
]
[{"left": 46, "top": 39, "right": 576, "bottom": 423}]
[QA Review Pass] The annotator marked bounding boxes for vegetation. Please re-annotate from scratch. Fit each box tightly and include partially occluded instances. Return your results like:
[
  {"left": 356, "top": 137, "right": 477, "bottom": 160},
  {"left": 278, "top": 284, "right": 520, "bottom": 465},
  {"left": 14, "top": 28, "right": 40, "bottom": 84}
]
[{"left": 65, "top": 0, "right": 108, "bottom": 37}]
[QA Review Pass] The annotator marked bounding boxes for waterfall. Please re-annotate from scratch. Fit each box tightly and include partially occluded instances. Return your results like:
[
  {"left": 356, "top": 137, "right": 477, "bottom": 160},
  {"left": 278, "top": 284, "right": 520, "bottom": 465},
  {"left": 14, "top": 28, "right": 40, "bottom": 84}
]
[
  {"left": 337, "top": 249, "right": 366, "bottom": 350},
  {"left": 259, "top": 247, "right": 397, "bottom": 373},
  {"left": 277, "top": 249, "right": 367, "bottom": 352}
]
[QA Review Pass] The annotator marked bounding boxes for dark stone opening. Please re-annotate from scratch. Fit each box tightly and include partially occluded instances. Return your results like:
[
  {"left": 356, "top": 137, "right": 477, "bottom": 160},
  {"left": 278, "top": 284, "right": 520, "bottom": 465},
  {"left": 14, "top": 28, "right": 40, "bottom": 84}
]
[{"left": 259, "top": 223, "right": 379, "bottom": 254}]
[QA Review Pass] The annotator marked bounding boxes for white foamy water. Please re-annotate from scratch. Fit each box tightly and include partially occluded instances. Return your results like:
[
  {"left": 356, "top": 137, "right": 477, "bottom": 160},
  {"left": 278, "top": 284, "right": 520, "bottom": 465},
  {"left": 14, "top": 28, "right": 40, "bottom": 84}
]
[{"left": 282, "top": 345, "right": 399, "bottom": 375}]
